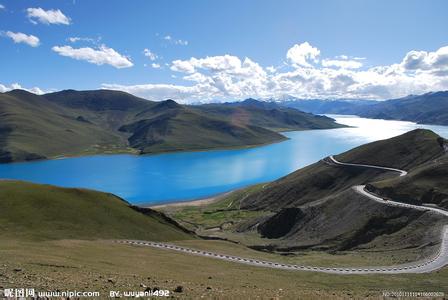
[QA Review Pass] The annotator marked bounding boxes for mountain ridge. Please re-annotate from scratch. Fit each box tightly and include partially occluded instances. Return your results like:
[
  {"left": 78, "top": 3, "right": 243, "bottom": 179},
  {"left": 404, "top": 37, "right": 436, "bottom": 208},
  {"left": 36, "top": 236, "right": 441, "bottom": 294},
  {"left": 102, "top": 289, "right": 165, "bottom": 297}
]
[{"left": 0, "top": 89, "right": 343, "bottom": 163}]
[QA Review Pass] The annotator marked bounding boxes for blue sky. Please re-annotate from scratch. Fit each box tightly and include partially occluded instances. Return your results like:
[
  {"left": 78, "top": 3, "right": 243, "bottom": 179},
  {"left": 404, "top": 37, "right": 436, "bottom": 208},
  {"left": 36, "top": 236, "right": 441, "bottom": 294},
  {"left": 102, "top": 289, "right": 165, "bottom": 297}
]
[{"left": 1, "top": 0, "right": 448, "bottom": 102}]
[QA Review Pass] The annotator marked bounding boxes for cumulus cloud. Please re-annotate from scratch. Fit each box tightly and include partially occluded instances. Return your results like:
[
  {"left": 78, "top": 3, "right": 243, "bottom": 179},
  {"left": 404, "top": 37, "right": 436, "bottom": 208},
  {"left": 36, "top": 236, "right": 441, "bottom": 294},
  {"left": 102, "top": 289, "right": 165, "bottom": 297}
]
[
  {"left": 103, "top": 43, "right": 448, "bottom": 102},
  {"left": 321, "top": 58, "right": 363, "bottom": 69},
  {"left": 401, "top": 46, "right": 448, "bottom": 73},
  {"left": 286, "top": 42, "right": 320, "bottom": 67},
  {"left": 3, "top": 31, "right": 40, "bottom": 47},
  {"left": 0, "top": 82, "right": 50, "bottom": 94},
  {"left": 170, "top": 55, "right": 268, "bottom": 98},
  {"left": 101, "top": 83, "right": 205, "bottom": 102},
  {"left": 143, "top": 48, "right": 158, "bottom": 61},
  {"left": 171, "top": 55, "right": 243, "bottom": 73},
  {"left": 52, "top": 45, "right": 133, "bottom": 68},
  {"left": 27, "top": 7, "right": 71, "bottom": 25},
  {"left": 151, "top": 63, "right": 161, "bottom": 69}
]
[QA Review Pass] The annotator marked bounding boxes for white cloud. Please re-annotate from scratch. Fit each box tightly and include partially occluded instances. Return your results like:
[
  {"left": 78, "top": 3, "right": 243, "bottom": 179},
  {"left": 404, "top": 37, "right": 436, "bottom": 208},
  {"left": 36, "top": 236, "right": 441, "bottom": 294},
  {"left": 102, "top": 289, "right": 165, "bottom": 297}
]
[
  {"left": 52, "top": 45, "right": 133, "bottom": 68},
  {"left": 143, "top": 48, "right": 158, "bottom": 61},
  {"left": 67, "top": 36, "right": 99, "bottom": 44},
  {"left": 286, "top": 42, "right": 320, "bottom": 67},
  {"left": 321, "top": 59, "right": 363, "bottom": 69},
  {"left": 401, "top": 46, "right": 448, "bottom": 72},
  {"left": 171, "top": 55, "right": 246, "bottom": 74},
  {"left": 170, "top": 55, "right": 267, "bottom": 98},
  {"left": 27, "top": 7, "right": 71, "bottom": 25},
  {"left": 163, "top": 35, "right": 188, "bottom": 46},
  {"left": 103, "top": 43, "right": 448, "bottom": 102},
  {"left": 336, "top": 55, "right": 348, "bottom": 60},
  {"left": 170, "top": 59, "right": 195, "bottom": 73},
  {"left": 151, "top": 63, "right": 161, "bottom": 69},
  {"left": 4, "top": 31, "right": 40, "bottom": 47},
  {"left": 0, "top": 82, "right": 50, "bottom": 94},
  {"left": 174, "top": 39, "right": 188, "bottom": 46},
  {"left": 101, "top": 83, "right": 206, "bottom": 102},
  {"left": 0, "top": 4, "right": 5, "bottom": 10},
  {"left": 266, "top": 66, "right": 276, "bottom": 73},
  {"left": 68, "top": 37, "right": 81, "bottom": 43}
]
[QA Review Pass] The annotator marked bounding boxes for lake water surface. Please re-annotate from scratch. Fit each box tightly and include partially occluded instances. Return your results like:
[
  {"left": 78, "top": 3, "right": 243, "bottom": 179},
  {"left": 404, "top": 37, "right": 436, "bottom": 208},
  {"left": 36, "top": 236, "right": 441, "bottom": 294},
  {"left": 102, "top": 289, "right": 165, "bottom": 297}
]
[{"left": 1, "top": 115, "right": 448, "bottom": 204}]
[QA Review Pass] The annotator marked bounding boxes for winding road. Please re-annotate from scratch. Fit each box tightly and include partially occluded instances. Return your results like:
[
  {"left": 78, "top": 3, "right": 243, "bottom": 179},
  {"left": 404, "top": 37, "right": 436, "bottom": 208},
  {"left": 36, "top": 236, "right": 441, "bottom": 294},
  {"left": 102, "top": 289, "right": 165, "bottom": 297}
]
[{"left": 117, "top": 155, "right": 448, "bottom": 274}]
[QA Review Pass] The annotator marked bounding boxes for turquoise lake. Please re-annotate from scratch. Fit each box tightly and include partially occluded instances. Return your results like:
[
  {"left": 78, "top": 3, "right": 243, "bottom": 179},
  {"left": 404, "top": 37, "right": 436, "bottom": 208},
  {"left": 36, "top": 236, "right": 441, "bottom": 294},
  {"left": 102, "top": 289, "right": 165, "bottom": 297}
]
[{"left": 1, "top": 115, "right": 448, "bottom": 205}]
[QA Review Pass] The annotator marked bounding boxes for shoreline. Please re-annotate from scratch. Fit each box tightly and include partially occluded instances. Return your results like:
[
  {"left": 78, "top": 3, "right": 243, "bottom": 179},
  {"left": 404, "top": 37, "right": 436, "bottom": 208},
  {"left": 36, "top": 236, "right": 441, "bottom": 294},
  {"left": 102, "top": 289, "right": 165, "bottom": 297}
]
[
  {"left": 0, "top": 136, "right": 290, "bottom": 166},
  {"left": 147, "top": 190, "right": 236, "bottom": 209}
]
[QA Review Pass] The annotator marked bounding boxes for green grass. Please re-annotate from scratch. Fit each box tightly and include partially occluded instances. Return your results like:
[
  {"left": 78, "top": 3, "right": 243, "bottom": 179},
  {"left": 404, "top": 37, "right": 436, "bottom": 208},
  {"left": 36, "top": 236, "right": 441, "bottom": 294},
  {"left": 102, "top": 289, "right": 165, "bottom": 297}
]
[
  {"left": 0, "top": 180, "right": 192, "bottom": 241},
  {"left": 160, "top": 185, "right": 268, "bottom": 231}
]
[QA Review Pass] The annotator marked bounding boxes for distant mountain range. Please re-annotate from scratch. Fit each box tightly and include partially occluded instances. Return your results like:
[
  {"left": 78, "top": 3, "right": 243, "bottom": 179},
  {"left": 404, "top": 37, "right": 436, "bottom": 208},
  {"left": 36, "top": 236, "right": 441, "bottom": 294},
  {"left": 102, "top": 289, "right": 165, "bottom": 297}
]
[
  {"left": 278, "top": 91, "right": 448, "bottom": 125},
  {"left": 0, "top": 89, "right": 342, "bottom": 163},
  {"left": 279, "top": 97, "right": 379, "bottom": 115},
  {"left": 353, "top": 91, "right": 448, "bottom": 125}
]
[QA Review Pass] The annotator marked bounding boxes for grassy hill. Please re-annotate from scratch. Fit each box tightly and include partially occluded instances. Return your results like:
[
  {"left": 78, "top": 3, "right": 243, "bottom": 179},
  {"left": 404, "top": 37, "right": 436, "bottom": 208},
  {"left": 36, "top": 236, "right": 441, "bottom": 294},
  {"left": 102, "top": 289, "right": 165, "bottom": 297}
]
[
  {"left": 0, "top": 180, "right": 193, "bottom": 241},
  {"left": 195, "top": 98, "right": 343, "bottom": 131},
  {"left": 0, "top": 90, "right": 128, "bottom": 163},
  {"left": 0, "top": 89, "right": 343, "bottom": 163},
  {"left": 119, "top": 108, "right": 283, "bottom": 154}
]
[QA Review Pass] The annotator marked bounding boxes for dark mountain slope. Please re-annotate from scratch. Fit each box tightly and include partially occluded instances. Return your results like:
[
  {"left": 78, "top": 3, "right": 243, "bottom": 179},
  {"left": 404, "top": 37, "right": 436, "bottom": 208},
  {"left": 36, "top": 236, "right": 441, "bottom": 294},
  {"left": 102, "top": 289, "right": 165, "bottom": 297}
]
[
  {"left": 240, "top": 160, "right": 392, "bottom": 211},
  {"left": 0, "top": 90, "right": 126, "bottom": 163},
  {"left": 355, "top": 91, "right": 448, "bottom": 125},
  {"left": 224, "top": 129, "right": 447, "bottom": 253},
  {"left": 367, "top": 153, "right": 448, "bottom": 209},
  {"left": 43, "top": 89, "right": 156, "bottom": 131},
  {"left": 336, "top": 129, "right": 445, "bottom": 169},
  {"left": 119, "top": 106, "right": 284, "bottom": 153},
  {"left": 251, "top": 189, "right": 445, "bottom": 252},
  {"left": 44, "top": 89, "right": 152, "bottom": 111},
  {"left": 194, "top": 99, "right": 344, "bottom": 131},
  {"left": 241, "top": 129, "right": 445, "bottom": 211}
]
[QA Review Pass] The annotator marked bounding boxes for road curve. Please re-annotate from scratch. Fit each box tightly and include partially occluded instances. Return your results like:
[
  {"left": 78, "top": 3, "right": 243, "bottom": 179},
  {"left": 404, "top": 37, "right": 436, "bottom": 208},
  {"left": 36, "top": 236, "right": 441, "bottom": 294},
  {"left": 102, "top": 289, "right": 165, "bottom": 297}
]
[
  {"left": 116, "top": 156, "right": 448, "bottom": 274},
  {"left": 328, "top": 155, "right": 408, "bottom": 177}
]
